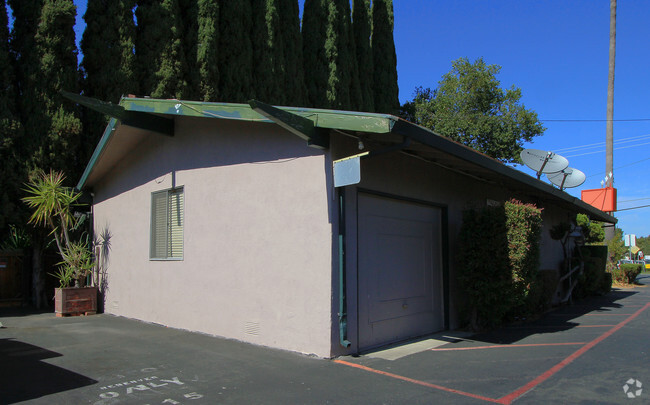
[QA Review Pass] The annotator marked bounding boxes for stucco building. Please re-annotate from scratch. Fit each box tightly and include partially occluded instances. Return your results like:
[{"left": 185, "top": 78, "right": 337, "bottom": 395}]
[{"left": 74, "top": 96, "right": 615, "bottom": 358}]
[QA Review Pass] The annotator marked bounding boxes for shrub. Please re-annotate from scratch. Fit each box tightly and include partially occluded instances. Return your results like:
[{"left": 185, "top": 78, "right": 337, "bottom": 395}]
[
  {"left": 458, "top": 199, "right": 543, "bottom": 330},
  {"left": 612, "top": 264, "right": 643, "bottom": 284}
]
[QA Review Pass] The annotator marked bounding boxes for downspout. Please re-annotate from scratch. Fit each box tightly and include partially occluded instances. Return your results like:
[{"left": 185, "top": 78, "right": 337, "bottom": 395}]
[{"left": 338, "top": 189, "right": 351, "bottom": 348}]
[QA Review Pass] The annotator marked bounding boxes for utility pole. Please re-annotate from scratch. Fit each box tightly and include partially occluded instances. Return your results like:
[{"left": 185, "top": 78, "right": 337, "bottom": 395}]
[{"left": 606, "top": 0, "right": 616, "bottom": 187}]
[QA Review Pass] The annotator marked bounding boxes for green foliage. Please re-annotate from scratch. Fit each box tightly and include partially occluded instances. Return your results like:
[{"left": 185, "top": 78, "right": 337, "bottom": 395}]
[
  {"left": 611, "top": 263, "right": 642, "bottom": 285},
  {"left": 576, "top": 214, "right": 605, "bottom": 244},
  {"left": 607, "top": 228, "right": 626, "bottom": 263},
  {"left": 302, "top": 0, "right": 356, "bottom": 110},
  {"left": 54, "top": 240, "right": 95, "bottom": 287},
  {"left": 136, "top": 0, "right": 189, "bottom": 99},
  {"left": 81, "top": 0, "right": 137, "bottom": 157},
  {"left": 0, "top": 225, "right": 32, "bottom": 251},
  {"left": 458, "top": 199, "right": 543, "bottom": 330},
  {"left": 505, "top": 199, "right": 543, "bottom": 309},
  {"left": 352, "top": 0, "right": 373, "bottom": 112},
  {"left": 371, "top": 0, "right": 399, "bottom": 114},
  {"left": 196, "top": 0, "right": 219, "bottom": 101},
  {"left": 403, "top": 57, "right": 545, "bottom": 163},
  {"left": 575, "top": 246, "right": 609, "bottom": 298},
  {"left": 218, "top": 0, "right": 253, "bottom": 103},
  {"left": 279, "top": 0, "right": 306, "bottom": 106}
]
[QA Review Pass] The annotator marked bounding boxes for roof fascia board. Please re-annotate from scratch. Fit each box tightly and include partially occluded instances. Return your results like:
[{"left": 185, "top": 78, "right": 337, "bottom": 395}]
[
  {"left": 62, "top": 91, "right": 174, "bottom": 137},
  {"left": 249, "top": 100, "right": 329, "bottom": 149},
  {"left": 121, "top": 97, "right": 395, "bottom": 134},
  {"left": 390, "top": 119, "right": 616, "bottom": 223},
  {"left": 76, "top": 118, "right": 119, "bottom": 190}
]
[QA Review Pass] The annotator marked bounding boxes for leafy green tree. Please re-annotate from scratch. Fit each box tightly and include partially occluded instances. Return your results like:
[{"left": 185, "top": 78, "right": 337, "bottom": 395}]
[
  {"left": 135, "top": 0, "right": 189, "bottom": 99},
  {"left": 607, "top": 228, "right": 626, "bottom": 262},
  {"left": 576, "top": 214, "right": 605, "bottom": 244},
  {"left": 403, "top": 57, "right": 545, "bottom": 163},
  {"left": 0, "top": 0, "right": 25, "bottom": 236},
  {"left": 81, "top": 0, "right": 137, "bottom": 156},
  {"left": 371, "top": 0, "right": 399, "bottom": 114},
  {"left": 218, "top": 0, "right": 253, "bottom": 102},
  {"left": 302, "top": 0, "right": 328, "bottom": 107},
  {"left": 196, "top": 0, "right": 219, "bottom": 101},
  {"left": 352, "top": 0, "right": 373, "bottom": 112}
]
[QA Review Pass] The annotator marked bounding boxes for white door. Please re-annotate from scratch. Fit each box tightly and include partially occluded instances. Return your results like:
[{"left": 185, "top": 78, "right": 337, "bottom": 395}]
[{"left": 358, "top": 193, "right": 443, "bottom": 350}]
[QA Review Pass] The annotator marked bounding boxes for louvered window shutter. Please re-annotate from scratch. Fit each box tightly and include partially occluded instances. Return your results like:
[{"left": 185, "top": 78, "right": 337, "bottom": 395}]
[{"left": 150, "top": 188, "right": 184, "bottom": 259}]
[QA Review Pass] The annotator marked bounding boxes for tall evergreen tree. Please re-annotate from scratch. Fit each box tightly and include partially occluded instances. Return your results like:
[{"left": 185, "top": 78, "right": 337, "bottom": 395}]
[
  {"left": 302, "top": 0, "right": 356, "bottom": 110},
  {"left": 251, "top": 0, "right": 283, "bottom": 104},
  {"left": 218, "top": 0, "right": 253, "bottom": 103},
  {"left": 302, "top": 0, "right": 328, "bottom": 108},
  {"left": 135, "top": 0, "right": 189, "bottom": 99},
  {"left": 279, "top": 0, "right": 306, "bottom": 106},
  {"left": 81, "top": 0, "right": 137, "bottom": 157},
  {"left": 0, "top": 0, "right": 24, "bottom": 234},
  {"left": 180, "top": 0, "right": 199, "bottom": 100},
  {"left": 196, "top": 0, "right": 219, "bottom": 101},
  {"left": 371, "top": 0, "right": 399, "bottom": 114},
  {"left": 352, "top": 0, "right": 373, "bottom": 112}
]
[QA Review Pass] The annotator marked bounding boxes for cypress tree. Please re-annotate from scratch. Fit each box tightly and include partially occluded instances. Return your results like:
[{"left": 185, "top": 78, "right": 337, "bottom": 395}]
[
  {"left": 135, "top": 0, "right": 189, "bottom": 99},
  {"left": 251, "top": 0, "right": 283, "bottom": 104},
  {"left": 34, "top": 0, "right": 83, "bottom": 177},
  {"left": 302, "top": 0, "right": 355, "bottom": 110},
  {"left": 195, "top": 0, "right": 219, "bottom": 101},
  {"left": 279, "top": 0, "right": 306, "bottom": 106},
  {"left": 218, "top": 0, "right": 253, "bottom": 103},
  {"left": 0, "top": 0, "right": 24, "bottom": 233},
  {"left": 81, "top": 0, "right": 137, "bottom": 156},
  {"left": 180, "top": 0, "right": 199, "bottom": 101},
  {"left": 302, "top": 0, "right": 328, "bottom": 108},
  {"left": 371, "top": 0, "right": 399, "bottom": 114},
  {"left": 352, "top": 0, "right": 373, "bottom": 112}
]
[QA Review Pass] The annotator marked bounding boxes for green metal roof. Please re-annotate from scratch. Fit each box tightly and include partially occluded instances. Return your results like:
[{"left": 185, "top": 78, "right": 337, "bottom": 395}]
[{"left": 74, "top": 96, "right": 615, "bottom": 224}]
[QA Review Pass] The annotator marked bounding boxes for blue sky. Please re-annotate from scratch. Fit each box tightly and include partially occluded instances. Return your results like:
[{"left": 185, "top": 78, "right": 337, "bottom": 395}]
[{"left": 69, "top": 1, "right": 649, "bottom": 237}]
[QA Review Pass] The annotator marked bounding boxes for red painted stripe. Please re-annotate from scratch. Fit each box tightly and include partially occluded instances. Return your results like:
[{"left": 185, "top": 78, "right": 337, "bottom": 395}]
[
  {"left": 333, "top": 359, "right": 501, "bottom": 403},
  {"left": 497, "top": 302, "right": 650, "bottom": 404},
  {"left": 430, "top": 342, "right": 586, "bottom": 352}
]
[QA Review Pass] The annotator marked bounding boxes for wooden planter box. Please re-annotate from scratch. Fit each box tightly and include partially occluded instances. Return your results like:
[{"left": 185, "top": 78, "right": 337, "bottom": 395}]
[{"left": 54, "top": 286, "right": 98, "bottom": 317}]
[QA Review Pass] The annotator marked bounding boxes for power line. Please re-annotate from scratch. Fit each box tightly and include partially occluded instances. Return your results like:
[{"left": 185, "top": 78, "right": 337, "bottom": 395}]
[
  {"left": 565, "top": 140, "right": 650, "bottom": 158},
  {"left": 541, "top": 118, "right": 650, "bottom": 122},
  {"left": 619, "top": 197, "right": 650, "bottom": 203},
  {"left": 616, "top": 204, "right": 650, "bottom": 212},
  {"left": 554, "top": 134, "right": 650, "bottom": 153}
]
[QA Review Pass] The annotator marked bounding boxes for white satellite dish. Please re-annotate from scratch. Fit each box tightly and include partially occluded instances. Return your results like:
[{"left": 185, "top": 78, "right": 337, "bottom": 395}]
[
  {"left": 520, "top": 149, "right": 569, "bottom": 179},
  {"left": 547, "top": 167, "right": 586, "bottom": 190}
]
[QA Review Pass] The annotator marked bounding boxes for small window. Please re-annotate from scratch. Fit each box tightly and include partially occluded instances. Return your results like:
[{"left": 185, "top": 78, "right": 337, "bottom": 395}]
[{"left": 150, "top": 187, "right": 184, "bottom": 260}]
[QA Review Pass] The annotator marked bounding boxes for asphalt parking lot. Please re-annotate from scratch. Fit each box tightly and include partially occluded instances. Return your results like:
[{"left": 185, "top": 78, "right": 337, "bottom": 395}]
[{"left": 2, "top": 275, "right": 649, "bottom": 404}]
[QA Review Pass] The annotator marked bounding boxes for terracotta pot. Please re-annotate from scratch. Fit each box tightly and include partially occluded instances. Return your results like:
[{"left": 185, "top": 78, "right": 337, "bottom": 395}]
[{"left": 54, "top": 286, "right": 98, "bottom": 317}]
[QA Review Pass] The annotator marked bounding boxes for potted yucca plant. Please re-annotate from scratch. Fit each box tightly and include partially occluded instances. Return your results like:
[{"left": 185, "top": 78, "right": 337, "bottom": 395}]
[{"left": 23, "top": 170, "right": 97, "bottom": 316}]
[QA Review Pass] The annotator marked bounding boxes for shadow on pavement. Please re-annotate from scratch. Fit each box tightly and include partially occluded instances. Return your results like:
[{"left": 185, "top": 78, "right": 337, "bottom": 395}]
[
  {"left": 0, "top": 338, "right": 97, "bottom": 404},
  {"left": 464, "top": 288, "right": 640, "bottom": 345}
]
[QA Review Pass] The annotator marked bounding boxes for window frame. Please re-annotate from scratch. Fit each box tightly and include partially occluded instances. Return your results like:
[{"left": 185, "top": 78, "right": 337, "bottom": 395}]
[{"left": 149, "top": 186, "right": 184, "bottom": 261}]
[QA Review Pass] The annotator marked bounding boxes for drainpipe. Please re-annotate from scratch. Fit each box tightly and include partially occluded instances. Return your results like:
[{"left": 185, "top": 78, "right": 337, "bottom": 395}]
[{"left": 338, "top": 190, "right": 351, "bottom": 348}]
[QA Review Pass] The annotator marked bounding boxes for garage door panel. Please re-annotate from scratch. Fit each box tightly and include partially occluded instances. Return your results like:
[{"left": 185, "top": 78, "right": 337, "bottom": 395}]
[{"left": 358, "top": 194, "right": 444, "bottom": 350}]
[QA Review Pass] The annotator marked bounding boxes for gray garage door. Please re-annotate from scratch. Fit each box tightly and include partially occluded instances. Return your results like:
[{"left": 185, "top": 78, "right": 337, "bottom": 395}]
[{"left": 358, "top": 193, "right": 444, "bottom": 350}]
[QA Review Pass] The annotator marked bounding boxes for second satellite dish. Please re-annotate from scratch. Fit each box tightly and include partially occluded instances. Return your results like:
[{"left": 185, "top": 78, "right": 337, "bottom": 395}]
[
  {"left": 520, "top": 149, "right": 569, "bottom": 179},
  {"left": 547, "top": 168, "right": 586, "bottom": 190}
]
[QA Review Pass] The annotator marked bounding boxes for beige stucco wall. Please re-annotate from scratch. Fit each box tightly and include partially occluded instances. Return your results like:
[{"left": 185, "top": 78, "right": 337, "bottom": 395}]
[{"left": 91, "top": 117, "right": 335, "bottom": 357}]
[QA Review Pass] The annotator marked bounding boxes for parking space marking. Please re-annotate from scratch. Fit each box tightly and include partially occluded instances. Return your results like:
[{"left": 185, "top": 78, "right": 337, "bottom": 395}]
[
  {"left": 498, "top": 302, "right": 650, "bottom": 404},
  {"left": 430, "top": 342, "right": 586, "bottom": 352},
  {"left": 335, "top": 302, "right": 650, "bottom": 404},
  {"left": 333, "top": 359, "right": 502, "bottom": 403}
]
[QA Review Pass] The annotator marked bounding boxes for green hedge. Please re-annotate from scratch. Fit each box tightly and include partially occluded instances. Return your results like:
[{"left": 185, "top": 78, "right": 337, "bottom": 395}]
[
  {"left": 458, "top": 199, "right": 543, "bottom": 330},
  {"left": 611, "top": 263, "right": 643, "bottom": 284},
  {"left": 575, "top": 245, "right": 610, "bottom": 298}
]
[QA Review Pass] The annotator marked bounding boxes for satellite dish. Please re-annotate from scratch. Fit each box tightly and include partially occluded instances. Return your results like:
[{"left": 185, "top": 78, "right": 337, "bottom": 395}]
[
  {"left": 520, "top": 149, "right": 569, "bottom": 179},
  {"left": 547, "top": 167, "right": 586, "bottom": 190}
]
